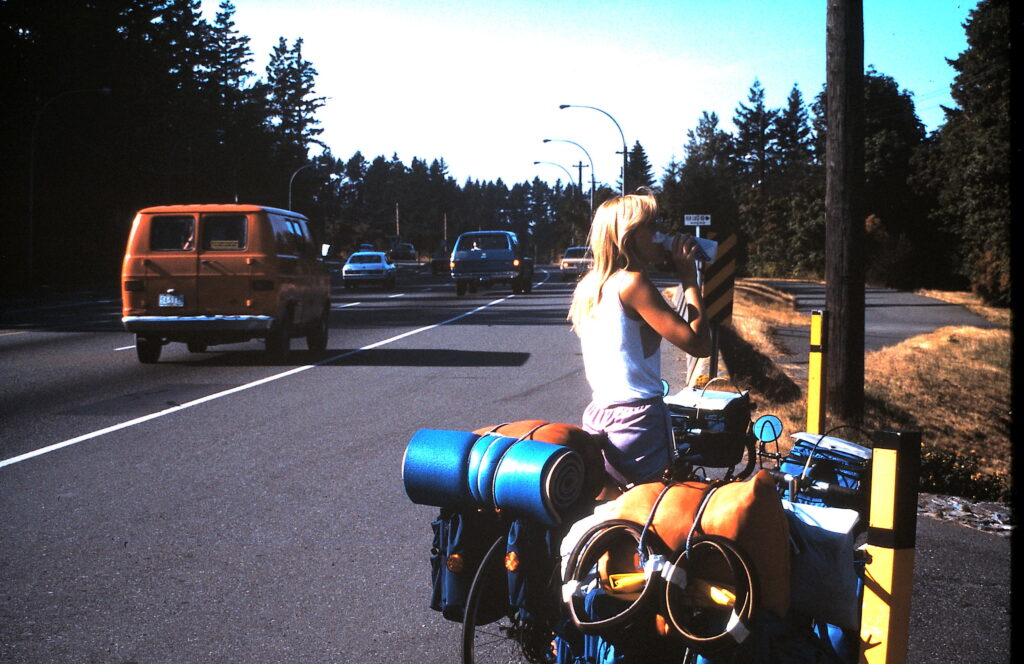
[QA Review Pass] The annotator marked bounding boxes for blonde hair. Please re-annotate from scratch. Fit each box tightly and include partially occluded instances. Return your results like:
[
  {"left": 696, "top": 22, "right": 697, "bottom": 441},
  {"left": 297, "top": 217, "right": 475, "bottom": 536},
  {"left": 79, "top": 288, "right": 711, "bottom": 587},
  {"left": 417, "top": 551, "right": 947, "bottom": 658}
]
[{"left": 568, "top": 192, "right": 659, "bottom": 333}]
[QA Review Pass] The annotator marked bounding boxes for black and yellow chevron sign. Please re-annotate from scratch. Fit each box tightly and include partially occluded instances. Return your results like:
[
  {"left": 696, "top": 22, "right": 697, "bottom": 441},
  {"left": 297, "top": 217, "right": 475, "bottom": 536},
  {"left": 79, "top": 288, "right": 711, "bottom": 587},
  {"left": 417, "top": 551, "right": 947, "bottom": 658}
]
[{"left": 701, "top": 232, "right": 737, "bottom": 326}]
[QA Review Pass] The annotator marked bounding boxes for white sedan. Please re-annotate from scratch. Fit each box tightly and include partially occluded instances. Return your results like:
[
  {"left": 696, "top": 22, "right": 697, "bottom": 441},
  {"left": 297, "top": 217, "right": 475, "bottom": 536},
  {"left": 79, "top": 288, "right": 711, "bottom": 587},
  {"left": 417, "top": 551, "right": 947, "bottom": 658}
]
[{"left": 342, "top": 252, "right": 397, "bottom": 289}]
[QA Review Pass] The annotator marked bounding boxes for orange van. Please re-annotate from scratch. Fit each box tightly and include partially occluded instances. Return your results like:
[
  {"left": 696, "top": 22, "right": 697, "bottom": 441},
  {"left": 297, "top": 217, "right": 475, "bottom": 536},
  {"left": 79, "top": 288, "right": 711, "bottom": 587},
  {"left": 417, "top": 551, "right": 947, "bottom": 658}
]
[{"left": 121, "top": 204, "right": 331, "bottom": 363}]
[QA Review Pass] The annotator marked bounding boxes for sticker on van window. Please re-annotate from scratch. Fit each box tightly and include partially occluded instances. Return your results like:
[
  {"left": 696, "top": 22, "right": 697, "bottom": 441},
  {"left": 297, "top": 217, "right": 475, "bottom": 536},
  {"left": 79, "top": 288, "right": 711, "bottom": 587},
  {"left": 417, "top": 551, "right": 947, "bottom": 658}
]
[{"left": 209, "top": 240, "right": 240, "bottom": 250}]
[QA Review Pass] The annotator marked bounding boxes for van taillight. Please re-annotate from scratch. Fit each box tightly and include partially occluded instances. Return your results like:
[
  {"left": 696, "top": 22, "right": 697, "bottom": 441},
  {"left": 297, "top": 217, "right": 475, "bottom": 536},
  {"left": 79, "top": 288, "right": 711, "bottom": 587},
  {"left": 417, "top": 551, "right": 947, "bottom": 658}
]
[
  {"left": 252, "top": 279, "right": 274, "bottom": 291},
  {"left": 124, "top": 280, "right": 144, "bottom": 292}
]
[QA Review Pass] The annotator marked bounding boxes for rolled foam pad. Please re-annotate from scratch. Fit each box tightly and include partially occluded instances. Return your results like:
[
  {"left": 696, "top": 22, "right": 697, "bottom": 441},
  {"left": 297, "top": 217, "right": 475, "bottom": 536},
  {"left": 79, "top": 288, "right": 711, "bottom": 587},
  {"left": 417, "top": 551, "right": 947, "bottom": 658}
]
[
  {"left": 467, "top": 434, "right": 517, "bottom": 505},
  {"left": 492, "top": 440, "right": 585, "bottom": 526},
  {"left": 402, "top": 429, "right": 480, "bottom": 509}
]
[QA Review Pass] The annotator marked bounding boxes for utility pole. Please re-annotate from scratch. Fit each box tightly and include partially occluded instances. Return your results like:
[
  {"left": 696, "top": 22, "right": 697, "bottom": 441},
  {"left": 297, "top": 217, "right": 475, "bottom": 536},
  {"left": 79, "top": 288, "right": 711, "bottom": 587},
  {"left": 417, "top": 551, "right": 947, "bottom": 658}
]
[
  {"left": 825, "top": 0, "right": 865, "bottom": 423},
  {"left": 572, "top": 161, "right": 588, "bottom": 198}
]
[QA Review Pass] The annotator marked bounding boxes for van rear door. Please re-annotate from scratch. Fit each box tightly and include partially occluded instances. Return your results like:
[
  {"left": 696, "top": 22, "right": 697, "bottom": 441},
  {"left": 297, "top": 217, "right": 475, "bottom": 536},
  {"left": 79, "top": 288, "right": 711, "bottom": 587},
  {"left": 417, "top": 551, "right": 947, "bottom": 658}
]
[
  {"left": 196, "top": 212, "right": 252, "bottom": 315},
  {"left": 143, "top": 214, "right": 200, "bottom": 316}
]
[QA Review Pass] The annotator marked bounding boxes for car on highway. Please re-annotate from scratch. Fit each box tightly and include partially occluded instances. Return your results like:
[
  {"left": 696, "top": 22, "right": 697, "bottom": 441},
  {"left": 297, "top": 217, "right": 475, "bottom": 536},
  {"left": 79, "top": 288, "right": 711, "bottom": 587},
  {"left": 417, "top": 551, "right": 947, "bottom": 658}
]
[
  {"left": 120, "top": 204, "right": 331, "bottom": 363},
  {"left": 450, "top": 230, "right": 534, "bottom": 296},
  {"left": 390, "top": 242, "right": 417, "bottom": 261},
  {"left": 559, "top": 246, "right": 593, "bottom": 281},
  {"left": 342, "top": 251, "right": 397, "bottom": 289}
]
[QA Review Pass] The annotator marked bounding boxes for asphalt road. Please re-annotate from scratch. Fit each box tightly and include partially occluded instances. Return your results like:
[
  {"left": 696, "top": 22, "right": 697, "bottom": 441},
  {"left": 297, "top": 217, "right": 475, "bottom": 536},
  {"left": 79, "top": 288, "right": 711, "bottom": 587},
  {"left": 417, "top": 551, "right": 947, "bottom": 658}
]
[
  {"left": 756, "top": 280, "right": 998, "bottom": 358},
  {"left": 0, "top": 269, "right": 1011, "bottom": 662}
]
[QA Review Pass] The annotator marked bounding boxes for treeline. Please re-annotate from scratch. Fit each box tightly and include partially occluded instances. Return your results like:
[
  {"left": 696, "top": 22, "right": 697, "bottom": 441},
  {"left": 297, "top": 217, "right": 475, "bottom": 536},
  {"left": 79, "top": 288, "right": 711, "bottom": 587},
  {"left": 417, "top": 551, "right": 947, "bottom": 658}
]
[
  {"left": 1, "top": 0, "right": 1008, "bottom": 305},
  {"left": 658, "top": 0, "right": 1009, "bottom": 305}
]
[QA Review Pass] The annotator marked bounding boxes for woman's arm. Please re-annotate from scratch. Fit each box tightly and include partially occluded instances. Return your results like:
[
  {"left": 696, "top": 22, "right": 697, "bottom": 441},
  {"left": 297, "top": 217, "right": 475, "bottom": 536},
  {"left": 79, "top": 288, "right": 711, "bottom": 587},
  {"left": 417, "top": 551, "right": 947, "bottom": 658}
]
[{"left": 619, "top": 238, "right": 712, "bottom": 357}]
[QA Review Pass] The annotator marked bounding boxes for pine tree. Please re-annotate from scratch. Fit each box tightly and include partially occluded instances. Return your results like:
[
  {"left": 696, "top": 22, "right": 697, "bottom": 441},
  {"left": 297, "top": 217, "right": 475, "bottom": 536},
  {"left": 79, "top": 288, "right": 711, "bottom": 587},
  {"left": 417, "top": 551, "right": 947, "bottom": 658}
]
[
  {"left": 661, "top": 112, "right": 740, "bottom": 254},
  {"left": 770, "top": 85, "right": 815, "bottom": 189},
  {"left": 265, "top": 36, "right": 326, "bottom": 160},
  {"left": 732, "top": 79, "right": 778, "bottom": 191},
  {"left": 625, "top": 140, "right": 655, "bottom": 191},
  {"left": 928, "top": 0, "right": 1010, "bottom": 304},
  {"left": 209, "top": 1, "right": 253, "bottom": 110}
]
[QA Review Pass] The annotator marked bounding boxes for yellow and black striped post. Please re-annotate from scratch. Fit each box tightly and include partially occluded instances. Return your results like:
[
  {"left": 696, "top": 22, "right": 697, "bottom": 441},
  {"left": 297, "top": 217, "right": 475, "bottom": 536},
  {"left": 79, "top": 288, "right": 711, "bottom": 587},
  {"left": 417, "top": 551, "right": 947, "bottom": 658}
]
[
  {"left": 860, "top": 429, "right": 921, "bottom": 664},
  {"left": 700, "top": 232, "right": 736, "bottom": 378},
  {"left": 806, "top": 310, "right": 828, "bottom": 434}
]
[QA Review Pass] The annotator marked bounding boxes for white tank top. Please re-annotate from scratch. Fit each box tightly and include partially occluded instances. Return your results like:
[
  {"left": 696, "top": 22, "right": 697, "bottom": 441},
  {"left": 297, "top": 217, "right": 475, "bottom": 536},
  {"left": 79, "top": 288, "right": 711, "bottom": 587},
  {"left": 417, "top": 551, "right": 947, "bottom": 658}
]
[{"left": 579, "top": 271, "right": 663, "bottom": 405}]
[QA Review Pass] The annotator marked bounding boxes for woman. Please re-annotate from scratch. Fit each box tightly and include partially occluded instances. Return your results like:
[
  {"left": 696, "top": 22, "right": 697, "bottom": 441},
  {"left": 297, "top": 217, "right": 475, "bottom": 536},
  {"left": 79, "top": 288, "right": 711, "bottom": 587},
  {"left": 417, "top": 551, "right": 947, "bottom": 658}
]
[{"left": 569, "top": 192, "right": 711, "bottom": 493}]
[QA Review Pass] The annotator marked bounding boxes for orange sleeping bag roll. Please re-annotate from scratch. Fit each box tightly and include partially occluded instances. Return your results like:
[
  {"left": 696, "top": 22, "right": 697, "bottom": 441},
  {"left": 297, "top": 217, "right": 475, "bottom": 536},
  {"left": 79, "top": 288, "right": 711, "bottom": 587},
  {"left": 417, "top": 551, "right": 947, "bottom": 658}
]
[{"left": 597, "top": 470, "right": 791, "bottom": 617}]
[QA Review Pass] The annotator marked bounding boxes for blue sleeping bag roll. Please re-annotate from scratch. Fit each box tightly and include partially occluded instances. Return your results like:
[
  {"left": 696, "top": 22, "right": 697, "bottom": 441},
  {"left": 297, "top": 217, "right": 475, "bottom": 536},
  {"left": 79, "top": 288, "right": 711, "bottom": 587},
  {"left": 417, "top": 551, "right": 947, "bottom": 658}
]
[
  {"left": 492, "top": 440, "right": 585, "bottom": 527},
  {"left": 467, "top": 434, "right": 518, "bottom": 505},
  {"left": 402, "top": 429, "right": 480, "bottom": 509},
  {"left": 402, "top": 429, "right": 587, "bottom": 525}
]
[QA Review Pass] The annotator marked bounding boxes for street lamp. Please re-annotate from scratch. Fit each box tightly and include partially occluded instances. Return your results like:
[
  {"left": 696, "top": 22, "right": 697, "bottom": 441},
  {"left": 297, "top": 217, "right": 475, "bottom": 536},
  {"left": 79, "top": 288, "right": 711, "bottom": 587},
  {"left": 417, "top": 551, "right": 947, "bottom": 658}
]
[
  {"left": 558, "top": 104, "right": 627, "bottom": 196},
  {"left": 28, "top": 87, "right": 111, "bottom": 287},
  {"left": 533, "top": 161, "right": 576, "bottom": 191},
  {"left": 543, "top": 138, "right": 595, "bottom": 214},
  {"left": 288, "top": 163, "right": 314, "bottom": 211}
]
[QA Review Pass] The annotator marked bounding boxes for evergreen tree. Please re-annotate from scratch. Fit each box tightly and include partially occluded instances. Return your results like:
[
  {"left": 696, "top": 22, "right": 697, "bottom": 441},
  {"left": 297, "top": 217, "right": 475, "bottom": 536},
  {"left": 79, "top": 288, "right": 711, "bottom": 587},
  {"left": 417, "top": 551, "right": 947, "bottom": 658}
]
[
  {"left": 771, "top": 85, "right": 816, "bottom": 188},
  {"left": 265, "top": 37, "right": 326, "bottom": 161},
  {"left": 732, "top": 80, "right": 783, "bottom": 273},
  {"left": 209, "top": 1, "right": 253, "bottom": 111},
  {"left": 732, "top": 79, "right": 778, "bottom": 192},
  {"left": 625, "top": 140, "right": 655, "bottom": 191},
  {"left": 924, "top": 0, "right": 1010, "bottom": 304},
  {"left": 661, "top": 111, "right": 742, "bottom": 268}
]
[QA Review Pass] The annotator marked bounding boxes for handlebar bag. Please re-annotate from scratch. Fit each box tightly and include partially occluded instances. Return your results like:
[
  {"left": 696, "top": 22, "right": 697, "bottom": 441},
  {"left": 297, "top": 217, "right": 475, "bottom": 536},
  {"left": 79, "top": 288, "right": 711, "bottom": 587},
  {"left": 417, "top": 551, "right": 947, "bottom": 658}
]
[
  {"left": 665, "top": 387, "right": 751, "bottom": 434},
  {"left": 599, "top": 470, "right": 791, "bottom": 618}
]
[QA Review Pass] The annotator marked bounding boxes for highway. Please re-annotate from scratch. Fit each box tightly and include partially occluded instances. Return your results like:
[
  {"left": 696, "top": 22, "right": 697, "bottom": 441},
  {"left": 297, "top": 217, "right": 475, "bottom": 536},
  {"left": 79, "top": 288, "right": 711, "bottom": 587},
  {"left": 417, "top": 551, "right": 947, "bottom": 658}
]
[
  {"left": 0, "top": 268, "right": 1009, "bottom": 662},
  {"left": 1, "top": 266, "right": 592, "bottom": 662}
]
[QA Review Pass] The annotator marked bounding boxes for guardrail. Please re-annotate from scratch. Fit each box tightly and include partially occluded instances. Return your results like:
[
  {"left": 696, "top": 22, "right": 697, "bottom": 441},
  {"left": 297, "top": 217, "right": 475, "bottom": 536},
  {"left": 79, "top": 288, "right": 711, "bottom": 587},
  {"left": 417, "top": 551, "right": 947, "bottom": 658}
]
[{"left": 735, "top": 279, "right": 798, "bottom": 308}]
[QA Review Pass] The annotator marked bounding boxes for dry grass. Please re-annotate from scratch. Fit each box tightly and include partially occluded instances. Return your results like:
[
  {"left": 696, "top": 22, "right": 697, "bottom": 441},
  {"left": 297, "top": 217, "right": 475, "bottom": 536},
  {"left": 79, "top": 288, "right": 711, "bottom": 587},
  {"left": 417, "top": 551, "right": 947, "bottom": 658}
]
[
  {"left": 861, "top": 326, "right": 1011, "bottom": 476},
  {"left": 713, "top": 289, "right": 1013, "bottom": 494}
]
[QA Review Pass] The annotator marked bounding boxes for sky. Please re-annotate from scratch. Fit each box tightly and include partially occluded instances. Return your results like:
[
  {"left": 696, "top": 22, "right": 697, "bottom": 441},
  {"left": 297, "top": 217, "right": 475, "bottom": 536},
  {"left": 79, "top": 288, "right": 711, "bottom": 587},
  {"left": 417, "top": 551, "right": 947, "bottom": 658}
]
[{"left": 202, "top": 0, "right": 978, "bottom": 189}]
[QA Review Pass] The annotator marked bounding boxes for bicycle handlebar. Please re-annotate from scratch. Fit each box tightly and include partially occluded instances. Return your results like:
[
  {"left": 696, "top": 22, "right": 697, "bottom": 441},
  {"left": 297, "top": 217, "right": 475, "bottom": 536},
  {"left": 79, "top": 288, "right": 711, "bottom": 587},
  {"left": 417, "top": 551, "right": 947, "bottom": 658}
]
[{"left": 765, "top": 469, "right": 864, "bottom": 510}]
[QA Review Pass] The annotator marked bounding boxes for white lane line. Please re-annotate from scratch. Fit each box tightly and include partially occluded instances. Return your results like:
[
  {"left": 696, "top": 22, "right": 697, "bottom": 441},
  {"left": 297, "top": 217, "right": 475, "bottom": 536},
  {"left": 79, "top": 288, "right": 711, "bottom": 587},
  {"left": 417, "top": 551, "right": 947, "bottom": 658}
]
[
  {"left": 114, "top": 345, "right": 135, "bottom": 351},
  {"left": 388, "top": 293, "right": 404, "bottom": 298},
  {"left": 1, "top": 295, "right": 511, "bottom": 469},
  {"left": 333, "top": 301, "right": 362, "bottom": 309}
]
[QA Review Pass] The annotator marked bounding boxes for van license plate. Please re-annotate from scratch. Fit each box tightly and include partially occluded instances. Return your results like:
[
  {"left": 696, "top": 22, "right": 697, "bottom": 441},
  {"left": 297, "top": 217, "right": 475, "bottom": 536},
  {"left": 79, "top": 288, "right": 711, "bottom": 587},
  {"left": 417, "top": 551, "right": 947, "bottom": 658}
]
[{"left": 159, "top": 293, "right": 185, "bottom": 307}]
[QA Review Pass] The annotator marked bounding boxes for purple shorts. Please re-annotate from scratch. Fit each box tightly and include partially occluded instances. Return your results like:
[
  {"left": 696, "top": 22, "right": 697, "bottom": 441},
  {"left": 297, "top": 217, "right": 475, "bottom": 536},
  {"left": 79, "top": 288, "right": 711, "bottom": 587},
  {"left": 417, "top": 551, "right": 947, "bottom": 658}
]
[{"left": 582, "top": 397, "right": 673, "bottom": 487}]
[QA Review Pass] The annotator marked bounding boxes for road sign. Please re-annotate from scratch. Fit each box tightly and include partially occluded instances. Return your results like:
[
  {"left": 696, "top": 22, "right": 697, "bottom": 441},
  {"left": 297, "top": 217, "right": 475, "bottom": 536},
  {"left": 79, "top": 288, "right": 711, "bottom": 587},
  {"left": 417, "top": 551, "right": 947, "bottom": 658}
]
[{"left": 684, "top": 214, "right": 711, "bottom": 226}]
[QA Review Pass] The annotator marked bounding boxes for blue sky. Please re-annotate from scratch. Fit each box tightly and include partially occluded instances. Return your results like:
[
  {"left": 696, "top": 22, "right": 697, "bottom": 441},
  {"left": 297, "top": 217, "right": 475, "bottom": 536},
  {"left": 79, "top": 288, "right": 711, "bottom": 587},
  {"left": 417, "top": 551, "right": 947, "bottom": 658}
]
[{"left": 204, "top": 0, "right": 978, "bottom": 188}]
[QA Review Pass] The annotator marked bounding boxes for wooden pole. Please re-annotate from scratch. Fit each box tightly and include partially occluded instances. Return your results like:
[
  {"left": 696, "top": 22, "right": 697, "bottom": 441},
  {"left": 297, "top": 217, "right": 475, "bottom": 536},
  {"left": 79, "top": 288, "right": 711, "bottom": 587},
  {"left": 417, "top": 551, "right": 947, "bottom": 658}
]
[{"left": 825, "top": 0, "right": 865, "bottom": 423}]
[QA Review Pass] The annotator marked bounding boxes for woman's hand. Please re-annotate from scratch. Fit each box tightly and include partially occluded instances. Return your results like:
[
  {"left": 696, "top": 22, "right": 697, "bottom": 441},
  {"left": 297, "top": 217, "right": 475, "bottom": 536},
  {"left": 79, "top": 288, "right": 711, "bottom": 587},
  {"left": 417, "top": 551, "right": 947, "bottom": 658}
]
[{"left": 671, "top": 234, "right": 700, "bottom": 287}]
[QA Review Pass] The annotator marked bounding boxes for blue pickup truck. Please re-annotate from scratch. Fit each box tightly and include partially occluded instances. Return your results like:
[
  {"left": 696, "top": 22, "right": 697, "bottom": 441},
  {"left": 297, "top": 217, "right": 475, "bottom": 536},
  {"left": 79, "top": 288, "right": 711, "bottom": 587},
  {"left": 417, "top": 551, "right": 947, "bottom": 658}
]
[{"left": 450, "top": 230, "right": 534, "bottom": 296}]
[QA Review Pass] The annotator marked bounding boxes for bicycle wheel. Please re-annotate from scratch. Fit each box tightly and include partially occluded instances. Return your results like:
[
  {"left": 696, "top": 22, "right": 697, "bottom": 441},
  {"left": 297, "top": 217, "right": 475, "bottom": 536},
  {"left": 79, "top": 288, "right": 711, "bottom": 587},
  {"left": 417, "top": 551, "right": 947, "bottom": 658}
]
[{"left": 462, "top": 536, "right": 555, "bottom": 664}]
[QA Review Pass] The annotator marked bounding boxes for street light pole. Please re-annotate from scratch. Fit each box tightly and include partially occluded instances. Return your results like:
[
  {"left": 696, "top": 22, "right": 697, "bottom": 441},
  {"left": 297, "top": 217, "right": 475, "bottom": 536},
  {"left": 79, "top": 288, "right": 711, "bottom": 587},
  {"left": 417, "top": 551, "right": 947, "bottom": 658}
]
[
  {"left": 543, "top": 138, "right": 596, "bottom": 214},
  {"left": 28, "top": 87, "right": 111, "bottom": 288},
  {"left": 559, "top": 104, "right": 627, "bottom": 196},
  {"left": 533, "top": 161, "right": 577, "bottom": 191},
  {"left": 288, "top": 163, "right": 314, "bottom": 211}
]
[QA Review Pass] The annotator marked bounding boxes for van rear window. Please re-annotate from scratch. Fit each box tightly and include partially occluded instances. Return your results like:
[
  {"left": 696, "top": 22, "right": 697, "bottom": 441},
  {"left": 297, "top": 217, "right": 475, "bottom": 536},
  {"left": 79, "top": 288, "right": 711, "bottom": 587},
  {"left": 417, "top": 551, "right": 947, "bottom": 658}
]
[
  {"left": 456, "top": 234, "right": 510, "bottom": 251},
  {"left": 150, "top": 215, "right": 195, "bottom": 251},
  {"left": 201, "top": 214, "right": 247, "bottom": 251}
]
